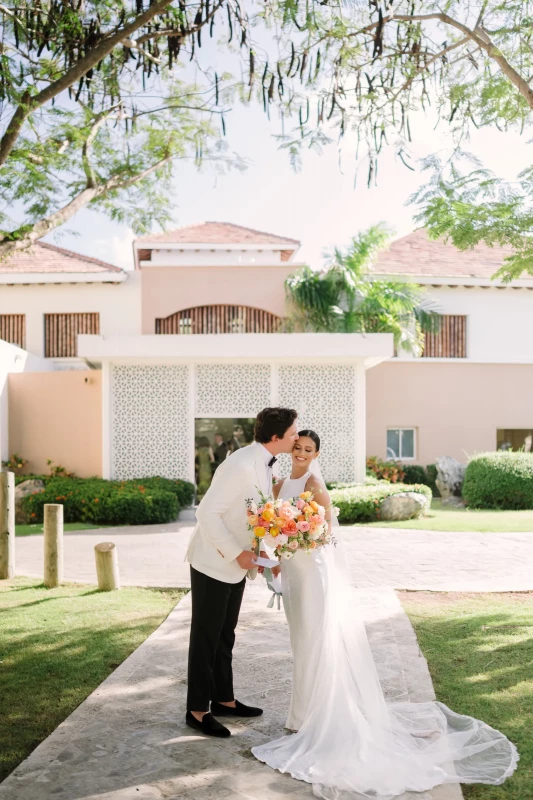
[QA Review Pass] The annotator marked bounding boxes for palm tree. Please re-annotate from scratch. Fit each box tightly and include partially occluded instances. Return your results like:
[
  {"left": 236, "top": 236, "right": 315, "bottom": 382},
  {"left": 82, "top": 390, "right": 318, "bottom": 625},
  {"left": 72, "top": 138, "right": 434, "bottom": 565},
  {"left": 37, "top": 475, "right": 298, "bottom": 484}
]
[{"left": 285, "top": 224, "right": 439, "bottom": 354}]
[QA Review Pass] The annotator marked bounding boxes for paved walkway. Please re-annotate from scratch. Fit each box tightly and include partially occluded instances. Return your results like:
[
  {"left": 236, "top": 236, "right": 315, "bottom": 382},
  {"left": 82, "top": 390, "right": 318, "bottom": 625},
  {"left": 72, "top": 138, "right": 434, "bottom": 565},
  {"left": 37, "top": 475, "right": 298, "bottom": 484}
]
[
  {"left": 0, "top": 582, "right": 461, "bottom": 800},
  {"left": 15, "top": 522, "right": 533, "bottom": 591}
]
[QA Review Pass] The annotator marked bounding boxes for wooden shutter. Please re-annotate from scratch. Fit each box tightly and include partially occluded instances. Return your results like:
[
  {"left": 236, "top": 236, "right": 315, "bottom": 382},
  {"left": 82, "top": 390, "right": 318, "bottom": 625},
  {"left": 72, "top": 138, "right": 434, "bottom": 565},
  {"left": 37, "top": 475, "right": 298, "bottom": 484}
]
[
  {"left": 155, "top": 305, "right": 281, "bottom": 334},
  {"left": 44, "top": 313, "right": 100, "bottom": 357},
  {"left": 0, "top": 314, "right": 26, "bottom": 349},
  {"left": 423, "top": 315, "right": 467, "bottom": 358}
]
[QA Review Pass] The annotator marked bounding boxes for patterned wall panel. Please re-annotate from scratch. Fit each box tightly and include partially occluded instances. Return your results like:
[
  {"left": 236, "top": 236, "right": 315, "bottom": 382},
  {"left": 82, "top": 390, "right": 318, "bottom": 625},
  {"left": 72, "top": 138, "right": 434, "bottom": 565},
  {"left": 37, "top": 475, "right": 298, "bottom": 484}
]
[
  {"left": 277, "top": 365, "right": 356, "bottom": 483},
  {"left": 111, "top": 365, "right": 190, "bottom": 480},
  {"left": 195, "top": 363, "right": 272, "bottom": 416}
]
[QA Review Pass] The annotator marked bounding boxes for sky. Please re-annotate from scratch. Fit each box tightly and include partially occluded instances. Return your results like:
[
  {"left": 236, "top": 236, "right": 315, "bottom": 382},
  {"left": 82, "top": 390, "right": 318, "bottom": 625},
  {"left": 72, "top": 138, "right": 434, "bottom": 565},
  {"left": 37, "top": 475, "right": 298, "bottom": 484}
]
[{"left": 42, "top": 99, "right": 532, "bottom": 272}]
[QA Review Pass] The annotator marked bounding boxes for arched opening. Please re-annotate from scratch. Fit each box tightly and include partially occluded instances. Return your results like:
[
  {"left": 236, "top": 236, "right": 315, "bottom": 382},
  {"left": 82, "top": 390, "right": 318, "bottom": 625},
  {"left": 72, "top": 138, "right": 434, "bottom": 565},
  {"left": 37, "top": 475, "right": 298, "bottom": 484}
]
[{"left": 155, "top": 305, "right": 282, "bottom": 334}]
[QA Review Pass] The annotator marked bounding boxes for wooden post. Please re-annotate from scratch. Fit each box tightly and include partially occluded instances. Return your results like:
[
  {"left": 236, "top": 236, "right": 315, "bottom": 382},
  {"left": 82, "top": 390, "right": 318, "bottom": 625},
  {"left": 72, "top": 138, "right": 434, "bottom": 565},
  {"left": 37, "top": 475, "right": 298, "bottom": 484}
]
[
  {"left": 94, "top": 542, "right": 120, "bottom": 591},
  {"left": 44, "top": 504, "right": 64, "bottom": 588},
  {"left": 0, "top": 471, "right": 15, "bottom": 579}
]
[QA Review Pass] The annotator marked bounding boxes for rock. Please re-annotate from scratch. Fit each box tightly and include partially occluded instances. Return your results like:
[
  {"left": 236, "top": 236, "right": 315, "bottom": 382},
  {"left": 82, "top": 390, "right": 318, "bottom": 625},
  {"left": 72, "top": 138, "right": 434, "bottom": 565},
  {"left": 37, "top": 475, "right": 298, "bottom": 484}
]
[
  {"left": 380, "top": 492, "right": 429, "bottom": 521},
  {"left": 15, "top": 479, "right": 45, "bottom": 524},
  {"left": 441, "top": 495, "right": 465, "bottom": 508},
  {"left": 435, "top": 456, "right": 466, "bottom": 500}
]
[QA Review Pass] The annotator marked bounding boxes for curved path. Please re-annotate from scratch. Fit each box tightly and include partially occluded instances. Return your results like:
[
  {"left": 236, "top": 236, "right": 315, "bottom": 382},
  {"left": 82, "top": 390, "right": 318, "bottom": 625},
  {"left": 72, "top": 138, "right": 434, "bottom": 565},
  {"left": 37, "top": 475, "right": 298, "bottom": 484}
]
[{"left": 15, "top": 522, "right": 533, "bottom": 591}]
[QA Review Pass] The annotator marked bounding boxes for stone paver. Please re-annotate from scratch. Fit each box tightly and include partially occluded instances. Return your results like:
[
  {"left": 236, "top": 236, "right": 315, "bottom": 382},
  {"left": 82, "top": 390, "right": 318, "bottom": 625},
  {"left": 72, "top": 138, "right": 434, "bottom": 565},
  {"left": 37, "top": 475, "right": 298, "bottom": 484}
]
[
  {"left": 15, "top": 522, "right": 533, "bottom": 591},
  {"left": 0, "top": 582, "right": 462, "bottom": 800}
]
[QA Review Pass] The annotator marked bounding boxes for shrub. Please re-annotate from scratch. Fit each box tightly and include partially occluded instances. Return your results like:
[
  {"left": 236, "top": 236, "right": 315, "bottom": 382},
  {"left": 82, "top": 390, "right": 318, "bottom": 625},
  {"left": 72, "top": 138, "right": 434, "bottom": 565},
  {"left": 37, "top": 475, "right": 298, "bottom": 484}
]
[
  {"left": 14, "top": 474, "right": 49, "bottom": 487},
  {"left": 330, "top": 483, "right": 432, "bottom": 524},
  {"left": 401, "top": 464, "right": 427, "bottom": 485},
  {"left": 366, "top": 456, "right": 405, "bottom": 483},
  {"left": 21, "top": 476, "right": 194, "bottom": 525},
  {"left": 424, "top": 464, "right": 440, "bottom": 497},
  {"left": 463, "top": 452, "right": 533, "bottom": 509}
]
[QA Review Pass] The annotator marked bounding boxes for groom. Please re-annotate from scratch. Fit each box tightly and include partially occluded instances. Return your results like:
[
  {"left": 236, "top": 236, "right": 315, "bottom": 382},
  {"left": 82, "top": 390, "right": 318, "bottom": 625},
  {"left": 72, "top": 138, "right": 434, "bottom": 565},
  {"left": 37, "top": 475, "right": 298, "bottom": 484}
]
[{"left": 185, "top": 407, "right": 299, "bottom": 737}]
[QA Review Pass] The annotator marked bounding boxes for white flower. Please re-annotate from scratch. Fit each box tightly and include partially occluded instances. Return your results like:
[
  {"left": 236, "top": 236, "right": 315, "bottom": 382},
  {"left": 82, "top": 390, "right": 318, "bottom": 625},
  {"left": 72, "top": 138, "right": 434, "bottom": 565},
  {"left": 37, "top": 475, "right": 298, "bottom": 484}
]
[
  {"left": 317, "top": 505, "right": 326, "bottom": 517},
  {"left": 309, "top": 525, "right": 324, "bottom": 540},
  {"left": 282, "top": 551, "right": 295, "bottom": 560},
  {"left": 276, "top": 533, "right": 289, "bottom": 546},
  {"left": 249, "top": 501, "right": 258, "bottom": 515},
  {"left": 274, "top": 499, "right": 283, "bottom": 510}
]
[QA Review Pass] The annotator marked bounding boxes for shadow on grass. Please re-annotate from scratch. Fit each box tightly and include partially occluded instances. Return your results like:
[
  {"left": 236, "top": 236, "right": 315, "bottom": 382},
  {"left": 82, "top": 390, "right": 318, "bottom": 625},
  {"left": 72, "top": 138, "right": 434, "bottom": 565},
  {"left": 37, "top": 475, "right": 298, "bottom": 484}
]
[
  {"left": 404, "top": 599, "right": 533, "bottom": 800},
  {"left": 0, "top": 585, "right": 185, "bottom": 784}
]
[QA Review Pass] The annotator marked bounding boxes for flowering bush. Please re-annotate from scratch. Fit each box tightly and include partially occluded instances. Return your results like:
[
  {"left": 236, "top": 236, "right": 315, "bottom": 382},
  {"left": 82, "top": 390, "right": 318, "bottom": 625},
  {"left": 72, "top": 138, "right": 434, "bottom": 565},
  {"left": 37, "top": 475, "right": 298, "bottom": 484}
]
[
  {"left": 2, "top": 453, "right": 27, "bottom": 475},
  {"left": 330, "top": 483, "right": 432, "bottom": 524},
  {"left": 366, "top": 456, "right": 405, "bottom": 483}
]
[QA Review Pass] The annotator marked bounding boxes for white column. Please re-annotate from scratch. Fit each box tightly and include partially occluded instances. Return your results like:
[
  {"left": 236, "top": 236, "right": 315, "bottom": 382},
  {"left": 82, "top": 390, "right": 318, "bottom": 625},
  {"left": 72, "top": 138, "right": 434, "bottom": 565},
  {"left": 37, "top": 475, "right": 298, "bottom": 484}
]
[
  {"left": 188, "top": 363, "right": 196, "bottom": 485},
  {"left": 101, "top": 361, "right": 111, "bottom": 479},
  {"left": 354, "top": 361, "right": 366, "bottom": 484}
]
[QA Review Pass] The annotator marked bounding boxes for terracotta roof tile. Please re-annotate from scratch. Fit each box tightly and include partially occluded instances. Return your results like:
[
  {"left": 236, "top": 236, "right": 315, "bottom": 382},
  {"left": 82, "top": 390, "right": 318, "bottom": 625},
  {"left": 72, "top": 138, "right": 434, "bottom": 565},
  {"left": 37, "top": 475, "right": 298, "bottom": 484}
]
[
  {"left": 136, "top": 221, "right": 300, "bottom": 246},
  {"left": 373, "top": 228, "right": 525, "bottom": 280},
  {"left": 0, "top": 242, "right": 123, "bottom": 274}
]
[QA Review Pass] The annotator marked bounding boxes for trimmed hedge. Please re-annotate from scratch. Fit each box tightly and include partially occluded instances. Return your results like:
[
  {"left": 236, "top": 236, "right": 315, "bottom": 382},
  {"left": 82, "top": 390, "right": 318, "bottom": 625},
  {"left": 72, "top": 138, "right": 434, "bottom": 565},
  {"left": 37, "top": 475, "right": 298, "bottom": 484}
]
[
  {"left": 401, "top": 463, "right": 440, "bottom": 497},
  {"left": 330, "top": 482, "right": 432, "bottom": 524},
  {"left": 21, "top": 476, "right": 194, "bottom": 526},
  {"left": 463, "top": 452, "right": 533, "bottom": 509}
]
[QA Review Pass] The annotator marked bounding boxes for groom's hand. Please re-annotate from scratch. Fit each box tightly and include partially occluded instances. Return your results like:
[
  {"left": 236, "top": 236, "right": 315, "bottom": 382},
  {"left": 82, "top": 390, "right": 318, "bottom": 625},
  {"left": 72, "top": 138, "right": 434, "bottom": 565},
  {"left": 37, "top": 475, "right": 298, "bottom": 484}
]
[{"left": 236, "top": 550, "right": 257, "bottom": 570}]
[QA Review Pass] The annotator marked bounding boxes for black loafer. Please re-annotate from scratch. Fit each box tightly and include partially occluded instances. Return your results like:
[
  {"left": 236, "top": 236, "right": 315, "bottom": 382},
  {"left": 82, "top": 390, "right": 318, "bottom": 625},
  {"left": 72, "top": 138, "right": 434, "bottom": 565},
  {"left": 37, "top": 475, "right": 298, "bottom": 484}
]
[
  {"left": 211, "top": 699, "right": 263, "bottom": 718},
  {"left": 186, "top": 711, "right": 231, "bottom": 738}
]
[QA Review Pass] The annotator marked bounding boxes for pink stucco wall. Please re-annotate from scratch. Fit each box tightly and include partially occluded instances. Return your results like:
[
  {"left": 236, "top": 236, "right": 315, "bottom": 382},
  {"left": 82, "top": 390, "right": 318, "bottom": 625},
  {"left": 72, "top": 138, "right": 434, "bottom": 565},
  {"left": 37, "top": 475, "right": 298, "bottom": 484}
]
[
  {"left": 367, "top": 360, "right": 533, "bottom": 465},
  {"left": 9, "top": 370, "right": 102, "bottom": 477},
  {"left": 141, "top": 265, "right": 295, "bottom": 333}
]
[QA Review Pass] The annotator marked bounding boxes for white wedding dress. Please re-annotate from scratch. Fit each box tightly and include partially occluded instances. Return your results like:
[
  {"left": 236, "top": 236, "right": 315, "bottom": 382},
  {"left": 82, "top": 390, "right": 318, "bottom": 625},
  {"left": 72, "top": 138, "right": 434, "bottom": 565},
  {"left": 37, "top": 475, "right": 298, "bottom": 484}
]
[{"left": 252, "top": 471, "right": 519, "bottom": 800}]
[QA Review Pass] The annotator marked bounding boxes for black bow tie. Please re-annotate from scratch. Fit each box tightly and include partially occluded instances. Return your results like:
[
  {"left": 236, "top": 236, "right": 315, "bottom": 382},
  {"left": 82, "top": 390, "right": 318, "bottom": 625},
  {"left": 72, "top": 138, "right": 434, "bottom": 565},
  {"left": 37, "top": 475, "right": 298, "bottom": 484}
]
[{"left": 268, "top": 456, "right": 277, "bottom": 468}]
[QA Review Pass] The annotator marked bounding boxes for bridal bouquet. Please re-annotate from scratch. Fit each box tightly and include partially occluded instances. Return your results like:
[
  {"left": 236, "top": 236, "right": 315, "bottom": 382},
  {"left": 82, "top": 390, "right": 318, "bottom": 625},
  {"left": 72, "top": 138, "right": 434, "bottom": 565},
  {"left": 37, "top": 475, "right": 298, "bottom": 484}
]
[{"left": 246, "top": 490, "right": 334, "bottom": 561}]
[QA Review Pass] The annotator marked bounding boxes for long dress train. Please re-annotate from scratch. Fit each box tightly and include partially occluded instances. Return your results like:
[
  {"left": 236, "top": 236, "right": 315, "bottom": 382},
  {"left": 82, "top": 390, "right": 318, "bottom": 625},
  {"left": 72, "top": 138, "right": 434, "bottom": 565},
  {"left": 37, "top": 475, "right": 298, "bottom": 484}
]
[{"left": 252, "top": 472, "right": 518, "bottom": 800}]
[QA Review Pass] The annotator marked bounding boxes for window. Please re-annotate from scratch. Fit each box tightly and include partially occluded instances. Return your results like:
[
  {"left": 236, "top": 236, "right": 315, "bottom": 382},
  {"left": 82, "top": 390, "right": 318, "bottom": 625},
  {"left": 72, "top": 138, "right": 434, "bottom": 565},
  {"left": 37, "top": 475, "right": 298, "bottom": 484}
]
[
  {"left": 387, "top": 428, "right": 416, "bottom": 460},
  {"left": 0, "top": 314, "right": 25, "bottom": 349},
  {"left": 44, "top": 313, "right": 99, "bottom": 358},
  {"left": 497, "top": 429, "right": 533, "bottom": 452},
  {"left": 423, "top": 314, "right": 467, "bottom": 358}
]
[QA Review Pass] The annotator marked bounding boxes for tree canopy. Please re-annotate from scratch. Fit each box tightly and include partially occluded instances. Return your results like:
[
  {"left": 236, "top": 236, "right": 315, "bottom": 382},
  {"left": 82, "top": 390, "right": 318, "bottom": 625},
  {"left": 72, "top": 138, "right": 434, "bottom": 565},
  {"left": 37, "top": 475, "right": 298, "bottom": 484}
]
[{"left": 1, "top": 0, "right": 533, "bottom": 278}]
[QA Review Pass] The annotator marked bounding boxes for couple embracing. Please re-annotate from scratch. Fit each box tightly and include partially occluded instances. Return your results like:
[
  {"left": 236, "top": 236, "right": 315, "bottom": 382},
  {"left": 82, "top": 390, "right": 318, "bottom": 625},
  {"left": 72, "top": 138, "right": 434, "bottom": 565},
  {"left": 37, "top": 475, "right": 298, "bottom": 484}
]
[{"left": 186, "top": 408, "right": 518, "bottom": 800}]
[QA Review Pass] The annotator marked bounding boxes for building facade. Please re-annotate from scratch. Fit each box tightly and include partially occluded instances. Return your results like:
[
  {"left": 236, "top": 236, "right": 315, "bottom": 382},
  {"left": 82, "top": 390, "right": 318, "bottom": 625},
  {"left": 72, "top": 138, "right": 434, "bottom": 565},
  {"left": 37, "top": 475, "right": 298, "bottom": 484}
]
[{"left": 2, "top": 223, "right": 532, "bottom": 481}]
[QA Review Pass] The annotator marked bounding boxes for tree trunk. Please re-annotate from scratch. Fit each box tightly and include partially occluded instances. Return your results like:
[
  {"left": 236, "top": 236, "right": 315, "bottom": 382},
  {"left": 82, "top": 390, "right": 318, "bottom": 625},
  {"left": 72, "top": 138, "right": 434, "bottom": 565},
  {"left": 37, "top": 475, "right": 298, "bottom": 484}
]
[
  {"left": 0, "top": 472, "right": 15, "bottom": 580},
  {"left": 95, "top": 542, "right": 120, "bottom": 591},
  {"left": 44, "top": 504, "right": 64, "bottom": 588}
]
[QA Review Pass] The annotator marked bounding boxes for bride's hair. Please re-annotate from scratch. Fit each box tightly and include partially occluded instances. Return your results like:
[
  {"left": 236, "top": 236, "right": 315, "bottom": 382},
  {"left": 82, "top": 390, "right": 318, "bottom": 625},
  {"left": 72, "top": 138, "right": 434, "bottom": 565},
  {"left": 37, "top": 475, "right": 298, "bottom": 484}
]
[{"left": 298, "top": 429, "right": 320, "bottom": 452}]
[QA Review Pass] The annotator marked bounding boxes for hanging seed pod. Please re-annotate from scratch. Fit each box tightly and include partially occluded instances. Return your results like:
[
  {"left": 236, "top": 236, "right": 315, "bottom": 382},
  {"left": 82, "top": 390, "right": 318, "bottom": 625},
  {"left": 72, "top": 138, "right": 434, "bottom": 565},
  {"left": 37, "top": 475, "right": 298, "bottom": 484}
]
[
  {"left": 287, "top": 41, "right": 295, "bottom": 77},
  {"left": 315, "top": 48, "right": 321, "bottom": 78},
  {"left": 215, "top": 72, "right": 219, "bottom": 104},
  {"left": 227, "top": 5, "right": 233, "bottom": 43},
  {"left": 299, "top": 51, "right": 308, "bottom": 82},
  {"left": 249, "top": 49, "right": 255, "bottom": 85},
  {"left": 268, "top": 74, "right": 274, "bottom": 101}
]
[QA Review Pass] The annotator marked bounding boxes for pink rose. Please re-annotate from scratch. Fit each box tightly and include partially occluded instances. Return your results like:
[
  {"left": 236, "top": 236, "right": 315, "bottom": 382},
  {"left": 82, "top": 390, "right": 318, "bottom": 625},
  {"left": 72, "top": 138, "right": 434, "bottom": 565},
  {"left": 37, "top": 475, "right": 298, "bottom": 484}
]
[
  {"left": 288, "top": 540, "right": 299, "bottom": 550},
  {"left": 296, "top": 499, "right": 305, "bottom": 510},
  {"left": 297, "top": 521, "right": 310, "bottom": 532}
]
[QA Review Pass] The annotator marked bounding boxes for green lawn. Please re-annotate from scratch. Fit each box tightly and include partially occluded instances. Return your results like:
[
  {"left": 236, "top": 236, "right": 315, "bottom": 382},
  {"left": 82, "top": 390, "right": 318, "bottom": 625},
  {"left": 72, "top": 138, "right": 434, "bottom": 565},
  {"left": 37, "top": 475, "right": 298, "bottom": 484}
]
[
  {"left": 16, "top": 522, "right": 107, "bottom": 537},
  {"left": 365, "top": 499, "right": 533, "bottom": 532},
  {"left": 0, "top": 577, "right": 187, "bottom": 782},
  {"left": 400, "top": 591, "right": 533, "bottom": 800}
]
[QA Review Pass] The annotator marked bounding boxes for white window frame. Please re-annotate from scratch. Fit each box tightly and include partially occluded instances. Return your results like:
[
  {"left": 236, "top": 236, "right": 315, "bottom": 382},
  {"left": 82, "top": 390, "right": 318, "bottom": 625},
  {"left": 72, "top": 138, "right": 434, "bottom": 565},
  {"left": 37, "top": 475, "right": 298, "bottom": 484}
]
[{"left": 386, "top": 427, "right": 417, "bottom": 461}]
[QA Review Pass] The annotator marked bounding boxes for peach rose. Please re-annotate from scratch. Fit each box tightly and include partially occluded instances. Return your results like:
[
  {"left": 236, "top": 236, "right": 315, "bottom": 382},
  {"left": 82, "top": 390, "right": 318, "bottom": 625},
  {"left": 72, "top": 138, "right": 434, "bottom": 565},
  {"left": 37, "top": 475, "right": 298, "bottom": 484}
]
[
  {"left": 248, "top": 514, "right": 258, "bottom": 526},
  {"left": 288, "top": 540, "right": 299, "bottom": 550},
  {"left": 278, "top": 505, "right": 294, "bottom": 520}
]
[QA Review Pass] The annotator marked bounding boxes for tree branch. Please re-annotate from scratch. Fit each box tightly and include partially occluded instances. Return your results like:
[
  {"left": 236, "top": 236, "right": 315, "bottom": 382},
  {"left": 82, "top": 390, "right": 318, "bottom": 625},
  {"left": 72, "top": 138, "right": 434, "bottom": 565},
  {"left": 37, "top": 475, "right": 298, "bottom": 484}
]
[{"left": 0, "top": 0, "right": 177, "bottom": 168}]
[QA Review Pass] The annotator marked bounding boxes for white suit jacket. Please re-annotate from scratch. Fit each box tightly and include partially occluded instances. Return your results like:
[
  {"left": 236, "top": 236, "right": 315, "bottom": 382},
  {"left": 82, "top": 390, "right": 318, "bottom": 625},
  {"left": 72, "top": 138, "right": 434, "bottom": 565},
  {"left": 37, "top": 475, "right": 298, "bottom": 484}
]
[{"left": 186, "top": 441, "right": 272, "bottom": 583}]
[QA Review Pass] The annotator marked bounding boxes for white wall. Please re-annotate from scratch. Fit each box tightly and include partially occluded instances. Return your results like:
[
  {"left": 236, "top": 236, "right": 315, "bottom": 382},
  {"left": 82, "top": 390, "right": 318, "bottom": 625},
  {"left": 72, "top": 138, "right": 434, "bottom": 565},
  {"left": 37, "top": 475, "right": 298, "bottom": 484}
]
[
  {"left": 403, "top": 285, "right": 533, "bottom": 362},
  {"left": 0, "top": 272, "right": 141, "bottom": 358},
  {"left": 147, "top": 248, "right": 290, "bottom": 266}
]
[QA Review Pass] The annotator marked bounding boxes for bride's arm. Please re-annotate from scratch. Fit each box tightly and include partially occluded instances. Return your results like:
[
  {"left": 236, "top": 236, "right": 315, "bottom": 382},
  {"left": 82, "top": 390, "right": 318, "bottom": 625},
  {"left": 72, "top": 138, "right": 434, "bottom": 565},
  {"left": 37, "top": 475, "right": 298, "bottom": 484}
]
[{"left": 305, "top": 476, "right": 332, "bottom": 532}]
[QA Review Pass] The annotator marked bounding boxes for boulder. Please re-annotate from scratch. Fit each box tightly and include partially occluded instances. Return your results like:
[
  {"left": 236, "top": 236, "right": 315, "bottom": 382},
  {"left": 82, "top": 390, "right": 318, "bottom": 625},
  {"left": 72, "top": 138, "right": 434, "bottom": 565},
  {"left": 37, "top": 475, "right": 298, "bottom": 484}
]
[
  {"left": 380, "top": 492, "right": 429, "bottom": 521},
  {"left": 15, "top": 479, "right": 45, "bottom": 524},
  {"left": 435, "top": 456, "right": 466, "bottom": 501}
]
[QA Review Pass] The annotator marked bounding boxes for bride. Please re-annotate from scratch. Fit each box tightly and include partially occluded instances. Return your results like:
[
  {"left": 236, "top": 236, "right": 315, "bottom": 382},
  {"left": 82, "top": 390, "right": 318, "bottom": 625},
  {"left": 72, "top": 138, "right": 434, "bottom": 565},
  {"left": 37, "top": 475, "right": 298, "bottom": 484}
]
[{"left": 252, "top": 430, "right": 518, "bottom": 800}]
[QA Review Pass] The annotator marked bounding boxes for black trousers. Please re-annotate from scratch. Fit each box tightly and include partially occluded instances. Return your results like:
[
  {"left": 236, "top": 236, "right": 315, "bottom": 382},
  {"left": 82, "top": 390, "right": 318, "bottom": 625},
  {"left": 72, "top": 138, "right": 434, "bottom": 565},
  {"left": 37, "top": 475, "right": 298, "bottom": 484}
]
[{"left": 187, "top": 566, "right": 246, "bottom": 712}]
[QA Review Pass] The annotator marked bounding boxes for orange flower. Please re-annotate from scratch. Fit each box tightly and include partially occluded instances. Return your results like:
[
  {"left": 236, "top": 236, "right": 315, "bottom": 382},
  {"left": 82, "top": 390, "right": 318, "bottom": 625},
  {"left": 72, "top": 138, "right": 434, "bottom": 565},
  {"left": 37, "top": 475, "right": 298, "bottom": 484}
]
[
  {"left": 309, "top": 500, "right": 319, "bottom": 512},
  {"left": 285, "top": 519, "right": 297, "bottom": 533},
  {"left": 248, "top": 514, "right": 258, "bottom": 526},
  {"left": 93, "top": 498, "right": 99, "bottom": 503},
  {"left": 261, "top": 508, "right": 274, "bottom": 522},
  {"left": 274, "top": 516, "right": 286, "bottom": 528},
  {"left": 254, "top": 526, "right": 266, "bottom": 538},
  {"left": 300, "top": 491, "right": 312, "bottom": 500},
  {"left": 297, "top": 514, "right": 306, "bottom": 522}
]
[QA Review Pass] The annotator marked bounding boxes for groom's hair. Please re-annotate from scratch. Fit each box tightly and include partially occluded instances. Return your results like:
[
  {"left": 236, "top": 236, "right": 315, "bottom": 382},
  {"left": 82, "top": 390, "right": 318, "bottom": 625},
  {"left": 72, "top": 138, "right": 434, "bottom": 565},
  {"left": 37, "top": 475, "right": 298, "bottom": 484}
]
[{"left": 254, "top": 407, "right": 298, "bottom": 443}]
